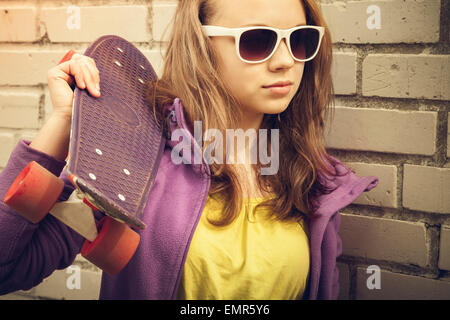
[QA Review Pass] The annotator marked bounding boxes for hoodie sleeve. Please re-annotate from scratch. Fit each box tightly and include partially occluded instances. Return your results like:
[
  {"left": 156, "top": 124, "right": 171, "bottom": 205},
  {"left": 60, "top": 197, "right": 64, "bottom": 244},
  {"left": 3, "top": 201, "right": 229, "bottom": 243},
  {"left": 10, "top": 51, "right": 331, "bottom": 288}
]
[
  {"left": 318, "top": 210, "right": 343, "bottom": 300},
  {"left": 0, "top": 140, "right": 86, "bottom": 295}
]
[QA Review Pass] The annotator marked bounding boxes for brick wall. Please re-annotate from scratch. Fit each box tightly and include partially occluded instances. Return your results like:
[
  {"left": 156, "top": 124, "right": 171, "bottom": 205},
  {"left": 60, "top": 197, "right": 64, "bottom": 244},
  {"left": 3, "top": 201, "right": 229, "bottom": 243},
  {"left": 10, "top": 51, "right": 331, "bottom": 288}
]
[{"left": 0, "top": 0, "right": 449, "bottom": 300}]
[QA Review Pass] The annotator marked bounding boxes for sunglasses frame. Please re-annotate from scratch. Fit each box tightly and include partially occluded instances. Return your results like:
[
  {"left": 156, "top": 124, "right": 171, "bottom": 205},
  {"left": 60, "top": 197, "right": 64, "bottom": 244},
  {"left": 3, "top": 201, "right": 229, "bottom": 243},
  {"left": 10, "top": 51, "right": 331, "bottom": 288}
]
[{"left": 202, "top": 25, "right": 325, "bottom": 64}]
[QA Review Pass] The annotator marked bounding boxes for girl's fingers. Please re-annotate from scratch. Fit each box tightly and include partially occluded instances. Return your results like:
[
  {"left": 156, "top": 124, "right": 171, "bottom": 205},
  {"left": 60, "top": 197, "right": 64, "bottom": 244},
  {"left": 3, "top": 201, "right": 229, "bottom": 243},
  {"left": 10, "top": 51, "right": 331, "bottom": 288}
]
[
  {"left": 68, "top": 60, "right": 86, "bottom": 89},
  {"left": 84, "top": 59, "right": 101, "bottom": 93},
  {"left": 86, "top": 58, "right": 100, "bottom": 82},
  {"left": 80, "top": 62, "right": 100, "bottom": 97},
  {"left": 55, "top": 53, "right": 100, "bottom": 96}
]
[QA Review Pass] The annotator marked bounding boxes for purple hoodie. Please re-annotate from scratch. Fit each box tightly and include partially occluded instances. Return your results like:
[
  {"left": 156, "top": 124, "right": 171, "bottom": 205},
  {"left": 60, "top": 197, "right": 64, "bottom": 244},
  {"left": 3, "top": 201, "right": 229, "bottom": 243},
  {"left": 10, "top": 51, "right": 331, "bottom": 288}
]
[{"left": 0, "top": 98, "right": 378, "bottom": 299}]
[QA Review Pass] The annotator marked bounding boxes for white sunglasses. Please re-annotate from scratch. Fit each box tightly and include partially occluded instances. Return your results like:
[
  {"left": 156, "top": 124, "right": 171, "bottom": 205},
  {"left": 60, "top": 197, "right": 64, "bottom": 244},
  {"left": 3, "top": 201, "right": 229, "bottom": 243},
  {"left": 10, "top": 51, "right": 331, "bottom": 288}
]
[{"left": 202, "top": 25, "right": 325, "bottom": 64}]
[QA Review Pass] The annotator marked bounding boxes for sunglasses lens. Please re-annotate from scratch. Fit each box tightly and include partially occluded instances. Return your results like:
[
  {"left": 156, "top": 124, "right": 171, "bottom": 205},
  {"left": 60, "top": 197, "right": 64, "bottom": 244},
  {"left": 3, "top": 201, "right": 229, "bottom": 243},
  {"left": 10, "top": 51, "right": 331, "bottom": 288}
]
[
  {"left": 239, "top": 29, "right": 277, "bottom": 62},
  {"left": 290, "top": 28, "right": 320, "bottom": 60}
]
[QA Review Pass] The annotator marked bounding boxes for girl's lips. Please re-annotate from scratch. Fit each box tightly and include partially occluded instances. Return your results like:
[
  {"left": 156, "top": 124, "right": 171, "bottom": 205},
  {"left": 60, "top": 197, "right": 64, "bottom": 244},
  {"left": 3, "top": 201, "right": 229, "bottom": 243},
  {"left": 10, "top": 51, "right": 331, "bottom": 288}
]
[
  {"left": 264, "top": 84, "right": 292, "bottom": 95},
  {"left": 263, "top": 81, "right": 293, "bottom": 88}
]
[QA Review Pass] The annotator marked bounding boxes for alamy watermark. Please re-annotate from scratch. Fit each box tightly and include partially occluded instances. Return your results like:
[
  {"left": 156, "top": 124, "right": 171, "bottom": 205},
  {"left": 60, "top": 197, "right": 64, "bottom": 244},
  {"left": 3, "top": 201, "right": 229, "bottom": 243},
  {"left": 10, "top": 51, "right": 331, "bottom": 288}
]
[
  {"left": 366, "top": 265, "right": 381, "bottom": 290},
  {"left": 170, "top": 121, "right": 279, "bottom": 175},
  {"left": 66, "top": 6, "right": 81, "bottom": 30},
  {"left": 66, "top": 265, "right": 81, "bottom": 290}
]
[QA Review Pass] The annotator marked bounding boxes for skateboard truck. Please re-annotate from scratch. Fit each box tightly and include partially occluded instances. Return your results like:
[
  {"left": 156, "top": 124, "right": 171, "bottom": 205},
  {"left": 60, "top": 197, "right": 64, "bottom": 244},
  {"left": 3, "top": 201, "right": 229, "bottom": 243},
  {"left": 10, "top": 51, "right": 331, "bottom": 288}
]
[{"left": 50, "top": 189, "right": 98, "bottom": 242}]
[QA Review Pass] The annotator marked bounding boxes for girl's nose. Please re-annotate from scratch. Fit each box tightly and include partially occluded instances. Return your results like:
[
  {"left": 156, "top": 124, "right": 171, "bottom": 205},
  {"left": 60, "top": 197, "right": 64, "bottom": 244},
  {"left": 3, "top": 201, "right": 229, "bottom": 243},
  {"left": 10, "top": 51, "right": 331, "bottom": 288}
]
[{"left": 269, "top": 38, "right": 295, "bottom": 69}]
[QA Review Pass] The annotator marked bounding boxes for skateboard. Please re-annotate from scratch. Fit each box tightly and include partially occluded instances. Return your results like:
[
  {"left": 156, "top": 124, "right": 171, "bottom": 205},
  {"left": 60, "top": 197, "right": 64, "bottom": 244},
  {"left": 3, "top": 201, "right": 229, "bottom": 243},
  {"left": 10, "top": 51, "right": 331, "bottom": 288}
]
[{"left": 3, "top": 35, "right": 165, "bottom": 276}]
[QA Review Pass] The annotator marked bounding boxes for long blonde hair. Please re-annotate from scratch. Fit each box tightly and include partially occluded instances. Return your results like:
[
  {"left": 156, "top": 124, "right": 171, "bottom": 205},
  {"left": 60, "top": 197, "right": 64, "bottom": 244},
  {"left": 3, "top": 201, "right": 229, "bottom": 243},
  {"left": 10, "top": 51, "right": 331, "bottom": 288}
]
[{"left": 146, "top": 0, "right": 348, "bottom": 227}]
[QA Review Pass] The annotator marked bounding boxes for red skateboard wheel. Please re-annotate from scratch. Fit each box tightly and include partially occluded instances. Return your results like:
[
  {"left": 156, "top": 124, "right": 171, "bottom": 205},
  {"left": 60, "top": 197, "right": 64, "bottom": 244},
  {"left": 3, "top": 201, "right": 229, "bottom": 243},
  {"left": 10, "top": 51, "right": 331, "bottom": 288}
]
[
  {"left": 81, "top": 216, "right": 140, "bottom": 276},
  {"left": 58, "top": 49, "right": 75, "bottom": 65},
  {"left": 3, "top": 161, "right": 64, "bottom": 223}
]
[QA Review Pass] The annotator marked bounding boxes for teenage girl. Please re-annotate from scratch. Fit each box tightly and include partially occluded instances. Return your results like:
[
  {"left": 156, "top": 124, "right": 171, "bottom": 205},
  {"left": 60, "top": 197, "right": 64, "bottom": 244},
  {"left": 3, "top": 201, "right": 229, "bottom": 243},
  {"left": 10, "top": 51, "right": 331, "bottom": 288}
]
[{"left": 0, "top": 0, "right": 378, "bottom": 300}]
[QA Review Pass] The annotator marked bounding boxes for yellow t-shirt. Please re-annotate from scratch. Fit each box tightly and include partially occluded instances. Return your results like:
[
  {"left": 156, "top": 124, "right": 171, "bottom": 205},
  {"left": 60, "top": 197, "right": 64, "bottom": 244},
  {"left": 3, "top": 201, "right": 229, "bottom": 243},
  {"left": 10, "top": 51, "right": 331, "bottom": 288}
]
[{"left": 176, "top": 194, "right": 310, "bottom": 300}]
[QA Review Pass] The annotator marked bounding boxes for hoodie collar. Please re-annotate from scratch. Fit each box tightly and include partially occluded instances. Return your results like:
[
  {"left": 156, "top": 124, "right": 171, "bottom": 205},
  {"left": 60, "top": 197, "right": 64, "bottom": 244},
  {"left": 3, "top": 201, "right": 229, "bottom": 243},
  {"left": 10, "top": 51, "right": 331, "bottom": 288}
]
[{"left": 163, "top": 98, "right": 208, "bottom": 176}]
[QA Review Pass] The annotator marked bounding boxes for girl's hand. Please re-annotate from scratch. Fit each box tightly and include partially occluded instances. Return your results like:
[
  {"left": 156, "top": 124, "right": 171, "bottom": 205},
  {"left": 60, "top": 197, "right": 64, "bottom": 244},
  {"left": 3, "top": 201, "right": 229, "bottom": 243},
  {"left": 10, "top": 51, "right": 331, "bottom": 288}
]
[{"left": 46, "top": 53, "right": 101, "bottom": 121}]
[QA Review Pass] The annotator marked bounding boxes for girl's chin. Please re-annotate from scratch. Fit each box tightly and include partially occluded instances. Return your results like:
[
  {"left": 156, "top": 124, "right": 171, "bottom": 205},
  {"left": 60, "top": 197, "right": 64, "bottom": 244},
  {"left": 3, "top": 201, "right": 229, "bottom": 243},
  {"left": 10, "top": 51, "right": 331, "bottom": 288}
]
[{"left": 238, "top": 97, "right": 291, "bottom": 117}]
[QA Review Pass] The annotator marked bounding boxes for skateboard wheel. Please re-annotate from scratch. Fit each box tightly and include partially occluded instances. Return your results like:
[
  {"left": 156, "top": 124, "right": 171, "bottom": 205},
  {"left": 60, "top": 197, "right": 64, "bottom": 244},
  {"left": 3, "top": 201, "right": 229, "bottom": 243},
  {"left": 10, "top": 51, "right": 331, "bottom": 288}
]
[
  {"left": 81, "top": 216, "right": 140, "bottom": 276},
  {"left": 58, "top": 49, "right": 75, "bottom": 65},
  {"left": 3, "top": 161, "right": 65, "bottom": 223}
]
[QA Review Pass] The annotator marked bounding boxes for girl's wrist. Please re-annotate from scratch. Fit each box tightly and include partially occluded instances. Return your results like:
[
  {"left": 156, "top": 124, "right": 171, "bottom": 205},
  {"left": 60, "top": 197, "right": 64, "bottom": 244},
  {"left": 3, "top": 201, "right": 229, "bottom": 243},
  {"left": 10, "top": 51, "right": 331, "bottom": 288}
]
[
  {"left": 50, "top": 111, "right": 72, "bottom": 126},
  {"left": 30, "top": 114, "right": 72, "bottom": 161}
]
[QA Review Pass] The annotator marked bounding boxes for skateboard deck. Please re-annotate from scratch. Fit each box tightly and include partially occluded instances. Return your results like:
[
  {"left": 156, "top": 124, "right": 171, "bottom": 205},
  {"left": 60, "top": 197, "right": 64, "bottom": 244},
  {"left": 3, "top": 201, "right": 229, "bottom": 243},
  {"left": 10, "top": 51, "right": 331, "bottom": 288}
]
[{"left": 67, "top": 35, "right": 165, "bottom": 230}]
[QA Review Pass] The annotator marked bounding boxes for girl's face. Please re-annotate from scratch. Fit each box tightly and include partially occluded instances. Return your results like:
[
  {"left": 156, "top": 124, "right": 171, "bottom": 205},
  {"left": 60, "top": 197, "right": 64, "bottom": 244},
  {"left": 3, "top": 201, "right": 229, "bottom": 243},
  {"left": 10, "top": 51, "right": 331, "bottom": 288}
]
[{"left": 208, "top": 0, "right": 306, "bottom": 128}]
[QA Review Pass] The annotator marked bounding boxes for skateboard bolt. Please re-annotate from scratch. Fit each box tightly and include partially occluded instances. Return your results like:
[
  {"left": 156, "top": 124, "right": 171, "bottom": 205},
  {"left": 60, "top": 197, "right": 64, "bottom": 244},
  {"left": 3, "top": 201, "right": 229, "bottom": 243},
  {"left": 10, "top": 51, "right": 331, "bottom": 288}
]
[
  {"left": 89, "top": 173, "right": 97, "bottom": 180},
  {"left": 95, "top": 148, "right": 103, "bottom": 155},
  {"left": 118, "top": 194, "right": 126, "bottom": 201},
  {"left": 123, "top": 169, "right": 130, "bottom": 175}
]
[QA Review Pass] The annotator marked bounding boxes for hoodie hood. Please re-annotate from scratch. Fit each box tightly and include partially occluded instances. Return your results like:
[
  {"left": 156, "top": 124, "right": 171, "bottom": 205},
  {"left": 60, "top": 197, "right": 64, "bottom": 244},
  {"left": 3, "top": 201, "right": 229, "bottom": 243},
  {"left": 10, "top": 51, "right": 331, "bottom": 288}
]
[{"left": 162, "top": 98, "right": 208, "bottom": 176}]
